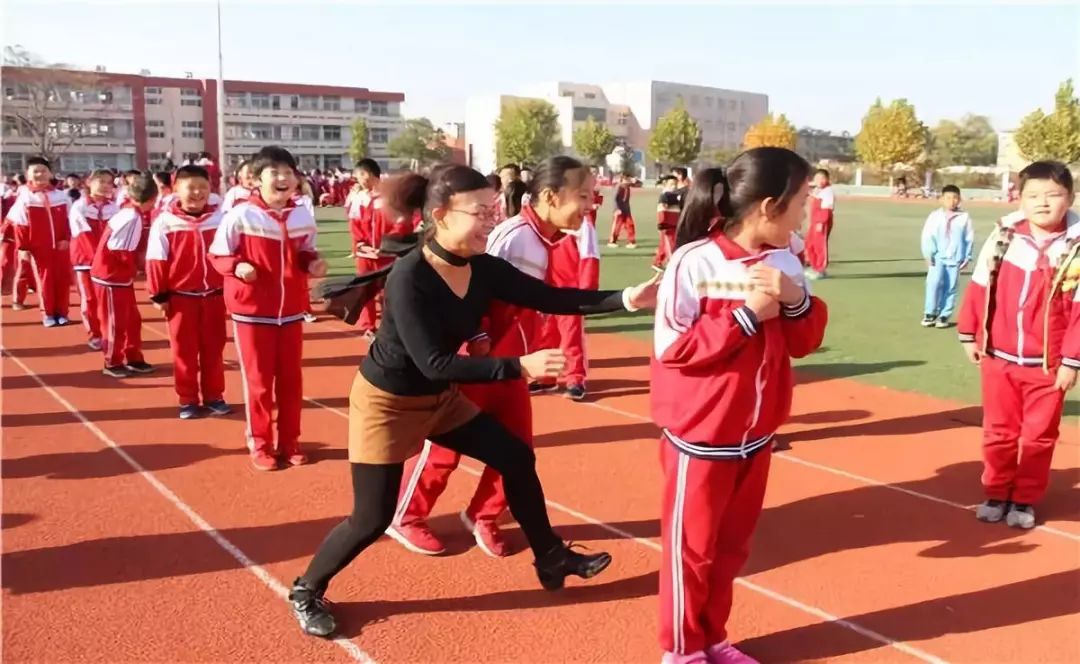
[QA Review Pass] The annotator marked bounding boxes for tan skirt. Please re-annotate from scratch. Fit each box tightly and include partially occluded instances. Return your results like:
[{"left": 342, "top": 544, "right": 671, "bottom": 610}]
[{"left": 347, "top": 372, "right": 480, "bottom": 464}]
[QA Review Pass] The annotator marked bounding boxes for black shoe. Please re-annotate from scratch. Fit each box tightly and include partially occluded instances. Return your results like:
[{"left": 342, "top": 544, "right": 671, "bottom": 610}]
[
  {"left": 125, "top": 361, "right": 154, "bottom": 374},
  {"left": 920, "top": 315, "right": 936, "bottom": 328},
  {"left": 528, "top": 381, "right": 559, "bottom": 395},
  {"left": 289, "top": 579, "right": 337, "bottom": 637},
  {"left": 534, "top": 543, "right": 612, "bottom": 591},
  {"left": 102, "top": 365, "right": 131, "bottom": 379},
  {"left": 565, "top": 384, "right": 587, "bottom": 401},
  {"left": 179, "top": 404, "right": 202, "bottom": 420},
  {"left": 204, "top": 399, "right": 233, "bottom": 416}
]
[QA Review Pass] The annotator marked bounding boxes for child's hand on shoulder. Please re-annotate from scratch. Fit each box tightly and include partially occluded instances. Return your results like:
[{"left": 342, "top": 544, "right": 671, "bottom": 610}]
[
  {"left": 748, "top": 264, "right": 803, "bottom": 306},
  {"left": 745, "top": 289, "right": 780, "bottom": 322},
  {"left": 1055, "top": 365, "right": 1077, "bottom": 392}
]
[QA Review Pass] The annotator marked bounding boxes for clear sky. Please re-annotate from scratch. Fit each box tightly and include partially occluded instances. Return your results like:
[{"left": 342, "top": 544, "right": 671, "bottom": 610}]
[{"left": 3, "top": 0, "right": 1078, "bottom": 134}]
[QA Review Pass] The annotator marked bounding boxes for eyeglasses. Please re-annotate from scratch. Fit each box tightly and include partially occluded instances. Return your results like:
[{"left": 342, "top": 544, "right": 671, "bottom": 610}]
[{"left": 448, "top": 207, "right": 496, "bottom": 222}]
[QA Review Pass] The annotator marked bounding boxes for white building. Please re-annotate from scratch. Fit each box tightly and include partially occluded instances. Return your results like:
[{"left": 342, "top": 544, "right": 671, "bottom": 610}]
[{"left": 464, "top": 79, "right": 767, "bottom": 175}]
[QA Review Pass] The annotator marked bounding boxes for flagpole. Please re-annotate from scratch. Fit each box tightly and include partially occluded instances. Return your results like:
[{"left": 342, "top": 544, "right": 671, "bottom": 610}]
[{"left": 216, "top": 0, "right": 227, "bottom": 192}]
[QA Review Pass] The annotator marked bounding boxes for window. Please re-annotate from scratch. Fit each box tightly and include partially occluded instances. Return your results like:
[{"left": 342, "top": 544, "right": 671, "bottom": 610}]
[
  {"left": 145, "top": 97, "right": 163, "bottom": 105},
  {"left": 322, "top": 125, "right": 341, "bottom": 141},
  {"left": 226, "top": 93, "right": 248, "bottom": 108},
  {"left": 705, "top": 97, "right": 713, "bottom": 108},
  {"left": 278, "top": 125, "right": 296, "bottom": 140},
  {"left": 370, "top": 101, "right": 389, "bottom": 117},
  {"left": 181, "top": 98, "right": 202, "bottom": 107},
  {"left": 225, "top": 123, "right": 243, "bottom": 138},
  {"left": 145, "top": 87, "right": 163, "bottom": 95},
  {"left": 248, "top": 123, "right": 273, "bottom": 140},
  {"left": 4, "top": 84, "right": 29, "bottom": 101},
  {"left": 2, "top": 152, "right": 24, "bottom": 173},
  {"left": 298, "top": 95, "right": 319, "bottom": 110},
  {"left": 181, "top": 88, "right": 202, "bottom": 107},
  {"left": 584, "top": 92, "right": 596, "bottom": 100},
  {"left": 148, "top": 152, "right": 168, "bottom": 164},
  {"left": 354, "top": 99, "right": 369, "bottom": 113},
  {"left": 250, "top": 93, "right": 271, "bottom": 110},
  {"left": 690, "top": 95, "right": 700, "bottom": 107},
  {"left": 322, "top": 96, "right": 340, "bottom": 111},
  {"left": 572, "top": 107, "right": 606, "bottom": 123},
  {"left": 147, "top": 119, "right": 166, "bottom": 138},
  {"left": 369, "top": 128, "right": 389, "bottom": 144},
  {"left": 727, "top": 122, "right": 736, "bottom": 132},
  {"left": 729, "top": 99, "right": 737, "bottom": 110},
  {"left": 298, "top": 125, "right": 320, "bottom": 140},
  {"left": 182, "top": 120, "right": 203, "bottom": 138},
  {"left": 181, "top": 88, "right": 201, "bottom": 97},
  {"left": 271, "top": 95, "right": 281, "bottom": 110},
  {"left": 3, "top": 116, "right": 20, "bottom": 136}
]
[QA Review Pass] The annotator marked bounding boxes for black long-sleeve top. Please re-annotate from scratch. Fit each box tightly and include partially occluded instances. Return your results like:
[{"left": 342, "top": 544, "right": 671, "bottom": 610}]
[{"left": 361, "top": 249, "right": 628, "bottom": 396}]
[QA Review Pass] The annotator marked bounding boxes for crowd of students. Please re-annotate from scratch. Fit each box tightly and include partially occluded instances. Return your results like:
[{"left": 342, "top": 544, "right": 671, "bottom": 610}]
[{"left": 3, "top": 144, "right": 1074, "bottom": 663}]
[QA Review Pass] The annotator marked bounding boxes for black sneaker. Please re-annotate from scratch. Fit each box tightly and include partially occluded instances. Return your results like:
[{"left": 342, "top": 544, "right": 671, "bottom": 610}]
[
  {"left": 102, "top": 365, "right": 131, "bottom": 379},
  {"left": 204, "top": 399, "right": 233, "bottom": 416},
  {"left": 528, "top": 381, "right": 559, "bottom": 395},
  {"left": 534, "top": 543, "right": 612, "bottom": 591},
  {"left": 565, "top": 384, "right": 587, "bottom": 401},
  {"left": 288, "top": 579, "right": 337, "bottom": 637},
  {"left": 920, "top": 315, "right": 936, "bottom": 328},
  {"left": 935, "top": 317, "right": 950, "bottom": 329},
  {"left": 125, "top": 361, "right": 155, "bottom": 374},
  {"left": 179, "top": 404, "right": 201, "bottom": 420}
]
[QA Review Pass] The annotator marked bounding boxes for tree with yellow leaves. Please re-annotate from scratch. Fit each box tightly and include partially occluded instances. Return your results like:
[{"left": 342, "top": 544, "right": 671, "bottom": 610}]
[
  {"left": 742, "top": 113, "right": 797, "bottom": 150},
  {"left": 855, "top": 98, "right": 927, "bottom": 173}
]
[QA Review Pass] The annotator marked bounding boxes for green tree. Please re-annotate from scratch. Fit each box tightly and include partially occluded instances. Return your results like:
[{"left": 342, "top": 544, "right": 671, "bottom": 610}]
[
  {"left": 387, "top": 117, "right": 451, "bottom": 169},
  {"left": 1015, "top": 79, "right": 1080, "bottom": 164},
  {"left": 704, "top": 146, "right": 741, "bottom": 166},
  {"left": 647, "top": 98, "right": 702, "bottom": 169},
  {"left": 855, "top": 98, "right": 928, "bottom": 174},
  {"left": 494, "top": 99, "right": 562, "bottom": 166},
  {"left": 742, "top": 113, "right": 797, "bottom": 150},
  {"left": 572, "top": 117, "right": 617, "bottom": 165},
  {"left": 928, "top": 114, "right": 997, "bottom": 166},
  {"left": 348, "top": 117, "right": 369, "bottom": 165}
]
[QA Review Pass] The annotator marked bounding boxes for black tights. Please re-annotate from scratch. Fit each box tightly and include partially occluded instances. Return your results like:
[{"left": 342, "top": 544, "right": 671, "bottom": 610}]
[{"left": 301, "top": 413, "right": 562, "bottom": 590}]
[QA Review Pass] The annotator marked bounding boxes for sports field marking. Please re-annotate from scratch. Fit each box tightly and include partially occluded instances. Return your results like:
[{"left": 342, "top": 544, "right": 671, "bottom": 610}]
[{"left": 1, "top": 347, "right": 377, "bottom": 664}]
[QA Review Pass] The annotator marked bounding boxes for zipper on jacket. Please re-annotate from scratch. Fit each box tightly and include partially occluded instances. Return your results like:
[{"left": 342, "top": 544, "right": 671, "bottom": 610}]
[{"left": 278, "top": 224, "right": 286, "bottom": 323}]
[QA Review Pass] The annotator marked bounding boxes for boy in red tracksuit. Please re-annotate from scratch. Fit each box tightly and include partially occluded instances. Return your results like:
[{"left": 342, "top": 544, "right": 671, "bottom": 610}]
[
  {"left": 146, "top": 165, "right": 232, "bottom": 421},
  {"left": 804, "top": 168, "right": 834, "bottom": 279},
  {"left": 1, "top": 180, "right": 33, "bottom": 306},
  {"left": 208, "top": 146, "right": 328, "bottom": 471},
  {"left": 222, "top": 160, "right": 254, "bottom": 212},
  {"left": 6, "top": 157, "right": 72, "bottom": 326},
  {"left": 655, "top": 175, "right": 681, "bottom": 271},
  {"left": 346, "top": 159, "right": 383, "bottom": 334},
  {"left": 958, "top": 161, "right": 1079, "bottom": 530},
  {"left": 652, "top": 152, "right": 827, "bottom": 664},
  {"left": 90, "top": 174, "right": 159, "bottom": 378},
  {"left": 608, "top": 174, "right": 636, "bottom": 248},
  {"left": 69, "top": 169, "right": 118, "bottom": 349}
]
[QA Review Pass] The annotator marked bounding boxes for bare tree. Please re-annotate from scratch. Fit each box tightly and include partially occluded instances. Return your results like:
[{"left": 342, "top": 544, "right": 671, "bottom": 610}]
[{"left": 3, "top": 45, "right": 103, "bottom": 163}]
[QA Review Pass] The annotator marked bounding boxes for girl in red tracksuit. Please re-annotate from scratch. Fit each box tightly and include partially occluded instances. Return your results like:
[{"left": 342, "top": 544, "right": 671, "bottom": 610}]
[
  {"left": 208, "top": 146, "right": 328, "bottom": 471},
  {"left": 804, "top": 168, "right": 834, "bottom": 279},
  {"left": 147, "top": 165, "right": 231, "bottom": 421},
  {"left": 69, "top": 169, "right": 118, "bottom": 349},
  {"left": 651, "top": 150, "right": 827, "bottom": 664},
  {"left": 346, "top": 159, "right": 385, "bottom": 335},
  {"left": 958, "top": 161, "right": 1080, "bottom": 530}
]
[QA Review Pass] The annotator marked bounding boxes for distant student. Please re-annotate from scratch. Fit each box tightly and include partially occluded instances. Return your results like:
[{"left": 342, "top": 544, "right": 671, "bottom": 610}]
[
  {"left": 804, "top": 168, "right": 834, "bottom": 279},
  {"left": 146, "top": 165, "right": 231, "bottom": 420},
  {"left": 920, "top": 185, "right": 974, "bottom": 328},
  {"left": 1, "top": 177, "right": 32, "bottom": 309},
  {"left": 69, "top": 169, "right": 119, "bottom": 349},
  {"left": 958, "top": 161, "right": 1079, "bottom": 530},
  {"left": 346, "top": 158, "right": 385, "bottom": 336},
  {"left": 654, "top": 175, "right": 680, "bottom": 270},
  {"left": 608, "top": 174, "right": 636, "bottom": 248},
  {"left": 90, "top": 173, "right": 159, "bottom": 377},
  {"left": 222, "top": 160, "right": 254, "bottom": 211}
]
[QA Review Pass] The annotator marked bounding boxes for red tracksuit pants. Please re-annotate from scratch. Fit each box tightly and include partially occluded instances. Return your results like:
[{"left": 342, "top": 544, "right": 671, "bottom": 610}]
[
  {"left": 394, "top": 378, "right": 532, "bottom": 526},
  {"left": 95, "top": 284, "right": 144, "bottom": 368},
  {"left": 355, "top": 256, "right": 382, "bottom": 333},
  {"left": 653, "top": 228, "right": 676, "bottom": 268},
  {"left": 659, "top": 441, "right": 771, "bottom": 657},
  {"left": 74, "top": 270, "right": 100, "bottom": 340},
  {"left": 804, "top": 218, "right": 832, "bottom": 274},
  {"left": 232, "top": 320, "right": 304, "bottom": 456},
  {"left": 166, "top": 295, "right": 227, "bottom": 406},
  {"left": 538, "top": 312, "right": 588, "bottom": 387},
  {"left": 610, "top": 212, "right": 636, "bottom": 244},
  {"left": 29, "top": 247, "right": 71, "bottom": 317},
  {"left": 2, "top": 241, "right": 32, "bottom": 302},
  {"left": 980, "top": 357, "right": 1064, "bottom": 505}
]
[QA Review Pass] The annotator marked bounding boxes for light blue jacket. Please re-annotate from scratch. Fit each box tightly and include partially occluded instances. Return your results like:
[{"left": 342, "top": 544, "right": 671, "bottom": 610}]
[{"left": 921, "top": 209, "right": 974, "bottom": 266}]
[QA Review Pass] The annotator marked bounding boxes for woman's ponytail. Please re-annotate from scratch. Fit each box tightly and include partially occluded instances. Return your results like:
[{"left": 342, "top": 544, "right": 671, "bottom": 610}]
[{"left": 675, "top": 167, "right": 729, "bottom": 249}]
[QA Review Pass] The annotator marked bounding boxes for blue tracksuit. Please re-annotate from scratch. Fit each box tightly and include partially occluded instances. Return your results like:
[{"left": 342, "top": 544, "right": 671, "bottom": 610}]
[{"left": 921, "top": 208, "right": 974, "bottom": 319}]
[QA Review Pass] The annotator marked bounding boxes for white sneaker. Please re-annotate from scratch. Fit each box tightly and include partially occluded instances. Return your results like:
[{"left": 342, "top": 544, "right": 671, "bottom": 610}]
[
  {"left": 88, "top": 337, "right": 103, "bottom": 350},
  {"left": 42, "top": 316, "right": 57, "bottom": 328}
]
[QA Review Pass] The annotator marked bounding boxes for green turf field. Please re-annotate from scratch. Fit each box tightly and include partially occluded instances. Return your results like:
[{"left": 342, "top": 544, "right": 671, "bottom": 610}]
[{"left": 314, "top": 191, "right": 1079, "bottom": 415}]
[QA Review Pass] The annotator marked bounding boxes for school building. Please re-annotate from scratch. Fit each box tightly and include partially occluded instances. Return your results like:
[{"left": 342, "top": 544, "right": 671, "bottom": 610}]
[
  {"left": 1, "top": 65, "right": 405, "bottom": 175},
  {"left": 464, "top": 80, "right": 768, "bottom": 175}
]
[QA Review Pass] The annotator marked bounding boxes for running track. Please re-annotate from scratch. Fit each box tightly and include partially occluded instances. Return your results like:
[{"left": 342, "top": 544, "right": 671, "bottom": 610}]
[{"left": 3, "top": 300, "right": 1078, "bottom": 663}]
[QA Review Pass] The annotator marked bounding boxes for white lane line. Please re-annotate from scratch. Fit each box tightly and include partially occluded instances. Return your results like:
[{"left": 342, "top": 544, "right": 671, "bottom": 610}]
[{"left": 2, "top": 348, "right": 375, "bottom": 664}]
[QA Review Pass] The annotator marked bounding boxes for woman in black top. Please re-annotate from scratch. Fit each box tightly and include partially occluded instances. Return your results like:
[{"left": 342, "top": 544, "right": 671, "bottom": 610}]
[{"left": 289, "top": 163, "right": 658, "bottom": 637}]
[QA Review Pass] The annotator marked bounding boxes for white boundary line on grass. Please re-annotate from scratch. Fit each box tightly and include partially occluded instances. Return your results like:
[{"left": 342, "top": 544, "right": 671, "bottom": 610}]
[{"left": 2, "top": 348, "right": 375, "bottom": 664}]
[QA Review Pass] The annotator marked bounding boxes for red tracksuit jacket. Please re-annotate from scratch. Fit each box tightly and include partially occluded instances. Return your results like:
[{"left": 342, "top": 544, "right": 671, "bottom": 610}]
[
  {"left": 146, "top": 201, "right": 225, "bottom": 302},
  {"left": 69, "top": 196, "right": 119, "bottom": 269},
  {"left": 652, "top": 232, "right": 828, "bottom": 457},
  {"left": 207, "top": 194, "right": 319, "bottom": 325},
  {"left": 549, "top": 216, "right": 600, "bottom": 290},
  {"left": 958, "top": 210, "right": 1080, "bottom": 372},
  {"left": 90, "top": 205, "right": 152, "bottom": 286},
  {"left": 9, "top": 186, "right": 70, "bottom": 252}
]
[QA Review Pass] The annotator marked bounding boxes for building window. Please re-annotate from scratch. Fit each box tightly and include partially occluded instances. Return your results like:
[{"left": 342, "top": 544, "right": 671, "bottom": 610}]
[
  {"left": 572, "top": 107, "right": 606, "bottom": 123},
  {"left": 278, "top": 125, "right": 296, "bottom": 140},
  {"left": 705, "top": 97, "right": 713, "bottom": 107},
  {"left": 2, "top": 152, "right": 24, "bottom": 173},
  {"left": 226, "top": 92, "right": 247, "bottom": 108},
  {"left": 3, "top": 115, "right": 20, "bottom": 136},
  {"left": 181, "top": 98, "right": 202, "bottom": 107},
  {"left": 148, "top": 152, "right": 168, "bottom": 164},
  {"left": 584, "top": 92, "right": 596, "bottom": 100},
  {"left": 248, "top": 123, "right": 273, "bottom": 140},
  {"left": 296, "top": 95, "right": 318, "bottom": 110},
  {"left": 271, "top": 95, "right": 281, "bottom": 110},
  {"left": 145, "top": 97, "right": 163, "bottom": 105},
  {"left": 323, "top": 96, "right": 340, "bottom": 111},
  {"left": 323, "top": 125, "right": 342, "bottom": 141},
  {"left": 145, "top": 87, "right": 163, "bottom": 95},
  {"left": 147, "top": 119, "right": 166, "bottom": 138},
  {"left": 4, "top": 84, "right": 30, "bottom": 101},
  {"left": 729, "top": 99, "right": 737, "bottom": 110},
  {"left": 298, "top": 125, "right": 320, "bottom": 141},
  {"left": 180, "top": 88, "right": 201, "bottom": 106},
  {"left": 225, "top": 123, "right": 242, "bottom": 138},
  {"left": 354, "top": 99, "right": 369, "bottom": 113},
  {"left": 369, "top": 128, "right": 389, "bottom": 144},
  {"left": 250, "top": 93, "right": 271, "bottom": 110},
  {"left": 370, "top": 101, "right": 389, "bottom": 117},
  {"left": 181, "top": 120, "right": 203, "bottom": 138}
]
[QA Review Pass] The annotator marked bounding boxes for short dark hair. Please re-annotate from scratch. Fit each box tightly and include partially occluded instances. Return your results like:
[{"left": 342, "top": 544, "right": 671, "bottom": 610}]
[
  {"left": 154, "top": 171, "right": 173, "bottom": 188},
  {"left": 354, "top": 158, "right": 381, "bottom": 178},
  {"left": 941, "top": 184, "right": 961, "bottom": 196},
  {"left": 127, "top": 172, "right": 159, "bottom": 204},
  {"left": 1019, "top": 160, "right": 1074, "bottom": 195},
  {"left": 174, "top": 165, "right": 210, "bottom": 183},
  {"left": 528, "top": 155, "right": 586, "bottom": 200},
  {"left": 88, "top": 169, "right": 113, "bottom": 181},
  {"left": 671, "top": 167, "right": 688, "bottom": 180},
  {"left": 124, "top": 169, "right": 141, "bottom": 178},
  {"left": 251, "top": 146, "right": 298, "bottom": 177},
  {"left": 26, "top": 156, "right": 52, "bottom": 171},
  {"left": 499, "top": 163, "right": 521, "bottom": 176},
  {"left": 65, "top": 173, "right": 81, "bottom": 181},
  {"left": 658, "top": 175, "right": 676, "bottom": 184},
  {"left": 814, "top": 168, "right": 831, "bottom": 179},
  {"left": 503, "top": 180, "right": 528, "bottom": 218}
]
